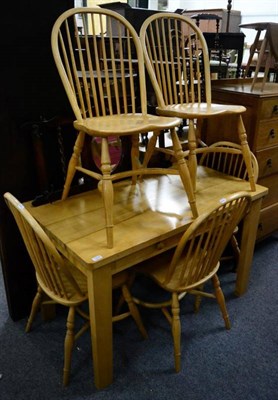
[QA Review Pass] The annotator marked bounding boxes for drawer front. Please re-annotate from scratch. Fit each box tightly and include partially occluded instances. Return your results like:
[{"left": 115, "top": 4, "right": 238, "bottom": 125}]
[
  {"left": 256, "top": 120, "right": 278, "bottom": 149},
  {"left": 113, "top": 231, "right": 184, "bottom": 274},
  {"left": 259, "top": 173, "right": 278, "bottom": 207},
  {"left": 257, "top": 202, "right": 278, "bottom": 240},
  {"left": 256, "top": 147, "right": 278, "bottom": 178},
  {"left": 260, "top": 98, "right": 278, "bottom": 119}
]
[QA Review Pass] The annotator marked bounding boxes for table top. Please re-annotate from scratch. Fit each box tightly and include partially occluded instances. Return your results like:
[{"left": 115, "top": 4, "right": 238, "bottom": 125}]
[
  {"left": 25, "top": 166, "right": 268, "bottom": 272},
  {"left": 211, "top": 79, "right": 278, "bottom": 97},
  {"left": 239, "top": 22, "right": 277, "bottom": 31}
]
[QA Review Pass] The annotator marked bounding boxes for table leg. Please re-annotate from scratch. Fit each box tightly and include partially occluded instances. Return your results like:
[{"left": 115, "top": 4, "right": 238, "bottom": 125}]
[
  {"left": 235, "top": 197, "right": 262, "bottom": 296},
  {"left": 87, "top": 265, "right": 113, "bottom": 389}
]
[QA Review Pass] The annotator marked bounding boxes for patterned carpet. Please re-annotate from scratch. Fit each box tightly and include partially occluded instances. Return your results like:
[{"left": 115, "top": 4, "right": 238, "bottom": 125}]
[{"left": 0, "top": 233, "right": 277, "bottom": 400}]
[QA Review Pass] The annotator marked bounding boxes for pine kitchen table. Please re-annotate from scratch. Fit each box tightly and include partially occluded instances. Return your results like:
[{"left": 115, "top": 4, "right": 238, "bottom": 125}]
[{"left": 24, "top": 167, "right": 268, "bottom": 389}]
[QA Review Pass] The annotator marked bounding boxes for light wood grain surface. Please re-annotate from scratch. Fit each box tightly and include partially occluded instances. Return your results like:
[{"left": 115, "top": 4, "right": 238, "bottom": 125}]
[
  {"left": 25, "top": 167, "right": 266, "bottom": 268},
  {"left": 24, "top": 166, "right": 268, "bottom": 389}
]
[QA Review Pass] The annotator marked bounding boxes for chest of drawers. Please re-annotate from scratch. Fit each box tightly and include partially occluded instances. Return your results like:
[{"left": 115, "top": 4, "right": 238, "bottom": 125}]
[{"left": 201, "top": 79, "right": 278, "bottom": 240}]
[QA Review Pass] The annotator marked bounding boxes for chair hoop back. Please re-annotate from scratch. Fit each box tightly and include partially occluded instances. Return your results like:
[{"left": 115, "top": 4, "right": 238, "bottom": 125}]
[
  {"left": 198, "top": 141, "right": 259, "bottom": 182},
  {"left": 164, "top": 193, "right": 251, "bottom": 290},
  {"left": 139, "top": 12, "right": 212, "bottom": 109},
  {"left": 51, "top": 7, "right": 148, "bottom": 121},
  {"left": 4, "top": 193, "right": 85, "bottom": 303}
]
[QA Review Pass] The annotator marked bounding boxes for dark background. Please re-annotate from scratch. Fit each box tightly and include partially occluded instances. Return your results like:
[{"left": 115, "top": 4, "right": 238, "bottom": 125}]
[{"left": 0, "top": 1, "right": 74, "bottom": 320}]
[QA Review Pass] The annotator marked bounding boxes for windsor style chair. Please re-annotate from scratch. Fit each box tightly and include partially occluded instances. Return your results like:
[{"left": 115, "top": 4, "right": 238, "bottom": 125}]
[
  {"left": 133, "top": 192, "right": 251, "bottom": 372},
  {"left": 4, "top": 192, "right": 147, "bottom": 386},
  {"left": 139, "top": 13, "right": 256, "bottom": 194},
  {"left": 51, "top": 8, "right": 198, "bottom": 248}
]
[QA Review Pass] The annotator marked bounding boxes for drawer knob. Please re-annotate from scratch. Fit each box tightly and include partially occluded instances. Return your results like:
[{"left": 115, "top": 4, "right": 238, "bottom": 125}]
[
  {"left": 269, "top": 129, "right": 276, "bottom": 139},
  {"left": 272, "top": 105, "right": 278, "bottom": 115},
  {"left": 267, "top": 158, "right": 272, "bottom": 168},
  {"left": 156, "top": 242, "right": 165, "bottom": 250}
]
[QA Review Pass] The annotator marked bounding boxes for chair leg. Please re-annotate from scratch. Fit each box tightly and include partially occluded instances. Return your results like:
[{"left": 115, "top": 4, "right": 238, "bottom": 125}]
[
  {"left": 193, "top": 284, "right": 204, "bottom": 313},
  {"left": 114, "top": 291, "right": 126, "bottom": 316},
  {"left": 121, "top": 284, "right": 148, "bottom": 339},
  {"left": 25, "top": 286, "right": 43, "bottom": 333},
  {"left": 131, "top": 134, "right": 141, "bottom": 184},
  {"left": 237, "top": 116, "right": 256, "bottom": 191},
  {"left": 212, "top": 274, "right": 231, "bottom": 330},
  {"left": 171, "top": 292, "right": 181, "bottom": 372},
  {"left": 230, "top": 233, "right": 240, "bottom": 267},
  {"left": 187, "top": 119, "right": 198, "bottom": 193},
  {"left": 63, "top": 306, "right": 76, "bottom": 386},
  {"left": 170, "top": 127, "right": 198, "bottom": 218},
  {"left": 244, "top": 30, "right": 261, "bottom": 78},
  {"left": 62, "top": 131, "right": 86, "bottom": 200},
  {"left": 261, "top": 52, "right": 272, "bottom": 91},
  {"left": 100, "top": 138, "right": 114, "bottom": 248},
  {"left": 251, "top": 35, "right": 268, "bottom": 91},
  {"left": 141, "top": 130, "right": 159, "bottom": 169}
]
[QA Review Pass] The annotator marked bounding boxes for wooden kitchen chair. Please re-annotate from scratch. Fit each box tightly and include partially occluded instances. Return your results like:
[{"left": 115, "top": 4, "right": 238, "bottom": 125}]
[
  {"left": 198, "top": 141, "right": 259, "bottom": 181},
  {"left": 139, "top": 13, "right": 256, "bottom": 193},
  {"left": 51, "top": 8, "right": 198, "bottom": 249},
  {"left": 198, "top": 141, "right": 258, "bottom": 264},
  {"left": 133, "top": 192, "right": 251, "bottom": 372},
  {"left": 4, "top": 192, "right": 147, "bottom": 386}
]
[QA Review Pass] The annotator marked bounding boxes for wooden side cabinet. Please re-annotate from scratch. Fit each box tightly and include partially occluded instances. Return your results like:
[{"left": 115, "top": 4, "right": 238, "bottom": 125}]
[{"left": 201, "top": 79, "right": 278, "bottom": 240}]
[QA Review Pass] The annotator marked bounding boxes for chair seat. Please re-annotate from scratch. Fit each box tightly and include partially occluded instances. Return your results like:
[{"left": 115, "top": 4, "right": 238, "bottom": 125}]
[
  {"left": 38, "top": 255, "right": 138, "bottom": 305},
  {"left": 135, "top": 248, "right": 219, "bottom": 292},
  {"left": 37, "top": 258, "right": 88, "bottom": 306},
  {"left": 135, "top": 248, "right": 174, "bottom": 283},
  {"left": 156, "top": 103, "right": 246, "bottom": 119},
  {"left": 74, "top": 113, "right": 182, "bottom": 136}
]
